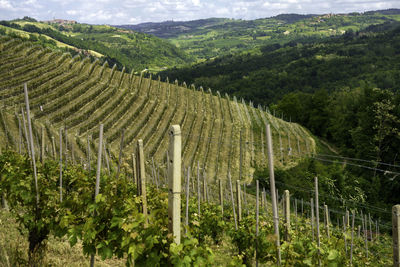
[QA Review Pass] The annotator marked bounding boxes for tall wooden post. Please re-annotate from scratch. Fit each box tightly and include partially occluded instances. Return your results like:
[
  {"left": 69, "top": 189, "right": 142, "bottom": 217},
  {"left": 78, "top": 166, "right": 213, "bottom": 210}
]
[
  {"left": 237, "top": 180, "right": 242, "bottom": 222},
  {"left": 350, "top": 210, "right": 355, "bottom": 266},
  {"left": 197, "top": 161, "right": 201, "bottom": 216},
  {"left": 266, "top": 124, "right": 281, "bottom": 264},
  {"left": 364, "top": 214, "right": 368, "bottom": 258},
  {"left": 393, "top": 205, "right": 400, "bottom": 267},
  {"left": 137, "top": 139, "right": 147, "bottom": 217},
  {"left": 311, "top": 198, "right": 315, "bottom": 241},
  {"left": 168, "top": 125, "right": 181, "bottom": 244},
  {"left": 116, "top": 130, "right": 125, "bottom": 179},
  {"left": 94, "top": 124, "right": 103, "bottom": 197},
  {"left": 185, "top": 166, "right": 190, "bottom": 234},
  {"left": 41, "top": 127, "right": 45, "bottom": 164},
  {"left": 131, "top": 153, "right": 137, "bottom": 184},
  {"left": 51, "top": 136, "right": 56, "bottom": 159},
  {"left": 219, "top": 179, "right": 223, "bottom": 216},
  {"left": 324, "top": 204, "right": 330, "bottom": 239},
  {"left": 21, "top": 107, "right": 31, "bottom": 159},
  {"left": 256, "top": 180, "right": 259, "bottom": 267},
  {"left": 87, "top": 134, "right": 91, "bottom": 172},
  {"left": 284, "top": 190, "right": 290, "bottom": 241},
  {"left": 315, "top": 177, "right": 321, "bottom": 266},
  {"left": 24, "top": 83, "right": 39, "bottom": 205},
  {"left": 17, "top": 115, "right": 22, "bottom": 154},
  {"left": 228, "top": 172, "right": 238, "bottom": 230},
  {"left": 91, "top": 124, "right": 103, "bottom": 267},
  {"left": 59, "top": 128, "right": 63, "bottom": 202}
]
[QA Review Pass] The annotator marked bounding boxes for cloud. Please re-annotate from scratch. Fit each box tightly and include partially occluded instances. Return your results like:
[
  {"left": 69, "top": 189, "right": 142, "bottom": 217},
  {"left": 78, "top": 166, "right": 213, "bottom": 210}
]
[
  {"left": 0, "top": 0, "right": 399, "bottom": 24},
  {"left": 0, "top": 0, "right": 14, "bottom": 10}
]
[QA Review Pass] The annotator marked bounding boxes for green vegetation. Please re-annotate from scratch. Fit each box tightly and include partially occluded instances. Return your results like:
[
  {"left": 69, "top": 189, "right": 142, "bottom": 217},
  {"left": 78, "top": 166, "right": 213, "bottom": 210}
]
[
  {"left": 0, "top": 35, "right": 314, "bottom": 190},
  {"left": 160, "top": 21, "right": 400, "bottom": 224},
  {"left": 0, "top": 18, "right": 193, "bottom": 71},
  {"left": 123, "top": 9, "right": 400, "bottom": 60},
  {"left": 0, "top": 151, "right": 393, "bottom": 266}
]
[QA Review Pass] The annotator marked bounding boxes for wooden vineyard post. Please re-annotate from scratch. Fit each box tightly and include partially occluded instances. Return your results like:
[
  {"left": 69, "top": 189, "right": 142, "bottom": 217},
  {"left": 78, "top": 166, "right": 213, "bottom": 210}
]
[
  {"left": 185, "top": 166, "right": 190, "bottom": 234},
  {"left": 152, "top": 158, "right": 159, "bottom": 188},
  {"left": 87, "top": 134, "right": 91, "bottom": 172},
  {"left": 103, "top": 140, "right": 110, "bottom": 175},
  {"left": 237, "top": 180, "right": 242, "bottom": 222},
  {"left": 51, "top": 136, "right": 56, "bottom": 159},
  {"left": 197, "top": 162, "right": 201, "bottom": 216},
  {"left": 24, "top": 83, "right": 39, "bottom": 205},
  {"left": 71, "top": 138, "right": 75, "bottom": 165},
  {"left": 261, "top": 128, "right": 264, "bottom": 157},
  {"left": 137, "top": 139, "right": 147, "bottom": 218},
  {"left": 343, "top": 216, "right": 347, "bottom": 255},
  {"left": 21, "top": 107, "right": 31, "bottom": 159},
  {"left": 315, "top": 176, "right": 321, "bottom": 266},
  {"left": 279, "top": 132, "right": 283, "bottom": 163},
  {"left": 311, "top": 198, "right": 315, "bottom": 242},
  {"left": 369, "top": 213, "right": 373, "bottom": 241},
  {"left": 168, "top": 125, "right": 181, "bottom": 245},
  {"left": 131, "top": 153, "right": 136, "bottom": 184},
  {"left": 266, "top": 124, "right": 281, "bottom": 264},
  {"left": 364, "top": 214, "right": 368, "bottom": 258},
  {"left": 256, "top": 180, "right": 259, "bottom": 267},
  {"left": 228, "top": 172, "right": 238, "bottom": 230},
  {"left": 94, "top": 124, "right": 103, "bottom": 197},
  {"left": 40, "top": 126, "right": 45, "bottom": 164},
  {"left": 393, "top": 205, "right": 400, "bottom": 267},
  {"left": 346, "top": 210, "right": 350, "bottom": 228},
  {"left": 350, "top": 210, "right": 355, "bottom": 266},
  {"left": 59, "top": 128, "right": 63, "bottom": 202},
  {"left": 17, "top": 115, "right": 22, "bottom": 154},
  {"left": 64, "top": 128, "right": 68, "bottom": 166},
  {"left": 91, "top": 124, "right": 103, "bottom": 267},
  {"left": 203, "top": 170, "right": 207, "bottom": 202},
  {"left": 324, "top": 204, "right": 330, "bottom": 239},
  {"left": 284, "top": 190, "right": 290, "bottom": 241},
  {"left": 263, "top": 188, "right": 267, "bottom": 214},
  {"left": 116, "top": 129, "right": 125, "bottom": 179},
  {"left": 219, "top": 179, "right": 223, "bottom": 216}
]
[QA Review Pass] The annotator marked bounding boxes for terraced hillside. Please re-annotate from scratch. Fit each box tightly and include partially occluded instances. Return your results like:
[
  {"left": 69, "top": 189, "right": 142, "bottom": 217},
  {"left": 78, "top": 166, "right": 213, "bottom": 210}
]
[{"left": 0, "top": 36, "right": 316, "bottom": 184}]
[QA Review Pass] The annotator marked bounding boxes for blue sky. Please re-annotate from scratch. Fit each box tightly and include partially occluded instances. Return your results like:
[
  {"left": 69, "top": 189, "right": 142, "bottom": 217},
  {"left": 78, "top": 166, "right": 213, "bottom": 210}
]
[{"left": 0, "top": 0, "right": 399, "bottom": 25}]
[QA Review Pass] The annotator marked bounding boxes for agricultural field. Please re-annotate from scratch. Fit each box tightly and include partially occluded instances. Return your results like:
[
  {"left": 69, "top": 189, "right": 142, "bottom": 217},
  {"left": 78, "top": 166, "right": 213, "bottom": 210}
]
[
  {"left": 0, "top": 35, "right": 315, "bottom": 186},
  {"left": 0, "top": 18, "right": 193, "bottom": 71},
  {"left": 0, "top": 31, "right": 395, "bottom": 266}
]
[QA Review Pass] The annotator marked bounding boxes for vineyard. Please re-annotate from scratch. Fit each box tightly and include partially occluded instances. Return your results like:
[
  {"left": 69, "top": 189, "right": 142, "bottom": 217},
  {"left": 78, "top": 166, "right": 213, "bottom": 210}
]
[
  {"left": 0, "top": 35, "right": 396, "bottom": 266},
  {"left": 0, "top": 35, "right": 315, "bottom": 183}
]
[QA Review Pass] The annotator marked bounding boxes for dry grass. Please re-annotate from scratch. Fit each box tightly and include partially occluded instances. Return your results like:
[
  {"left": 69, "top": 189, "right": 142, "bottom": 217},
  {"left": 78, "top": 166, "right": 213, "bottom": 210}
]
[{"left": 0, "top": 209, "right": 125, "bottom": 267}]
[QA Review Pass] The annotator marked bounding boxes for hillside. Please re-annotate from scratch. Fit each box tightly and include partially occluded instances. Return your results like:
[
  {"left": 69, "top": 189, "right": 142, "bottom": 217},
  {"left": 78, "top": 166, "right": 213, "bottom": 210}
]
[
  {"left": 0, "top": 36, "right": 316, "bottom": 185},
  {"left": 160, "top": 21, "right": 400, "bottom": 214},
  {"left": 0, "top": 18, "right": 193, "bottom": 72},
  {"left": 119, "top": 9, "right": 400, "bottom": 60},
  {"left": 159, "top": 21, "right": 400, "bottom": 105}
]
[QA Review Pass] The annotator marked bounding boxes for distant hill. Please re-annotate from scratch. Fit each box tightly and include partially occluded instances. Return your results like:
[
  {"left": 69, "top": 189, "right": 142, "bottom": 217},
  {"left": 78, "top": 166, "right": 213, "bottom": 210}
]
[
  {"left": 158, "top": 21, "right": 400, "bottom": 105},
  {"left": 0, "top": 18, "right": 193, "bottom": 71},
  {"left": 117, "top": 9, "right": 400, "bottom": 61},
  {"left": 117, "top": 18, "right": 230, "bottom": 38}
]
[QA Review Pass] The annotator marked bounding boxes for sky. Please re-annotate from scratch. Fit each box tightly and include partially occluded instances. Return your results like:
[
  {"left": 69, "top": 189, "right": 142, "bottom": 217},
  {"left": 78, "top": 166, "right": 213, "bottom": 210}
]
[{"left": 0, "top": 0, "right": 399, "bottom": 25}]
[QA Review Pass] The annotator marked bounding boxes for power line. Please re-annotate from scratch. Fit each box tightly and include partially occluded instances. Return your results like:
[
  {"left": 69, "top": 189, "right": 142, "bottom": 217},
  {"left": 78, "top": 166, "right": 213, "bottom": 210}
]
[{"left": 317, "top": 153, "right": 400, "bottom": 169}]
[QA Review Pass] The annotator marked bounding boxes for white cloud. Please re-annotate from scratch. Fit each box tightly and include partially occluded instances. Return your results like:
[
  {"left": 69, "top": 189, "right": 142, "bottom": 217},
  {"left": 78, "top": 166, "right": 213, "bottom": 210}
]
[
  {"left": 0, "top": 0, "right": 398, "bottom": 24},
  {"left": 0, "top": 0, "right": 14, "bottom": 10}
]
